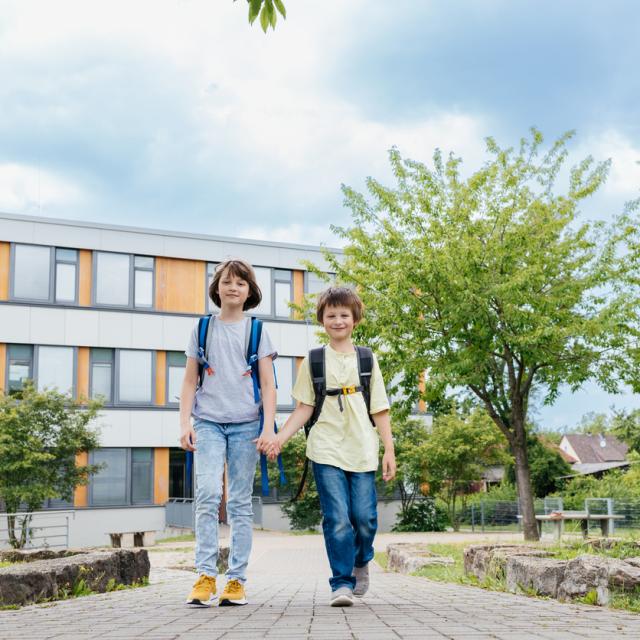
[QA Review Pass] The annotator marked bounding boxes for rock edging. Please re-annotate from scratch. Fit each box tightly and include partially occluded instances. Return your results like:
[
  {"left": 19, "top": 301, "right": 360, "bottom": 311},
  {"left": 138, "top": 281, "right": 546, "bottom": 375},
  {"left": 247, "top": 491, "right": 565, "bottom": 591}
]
[{"left": 387, "top": 543, "right": 454, "bottom": 574}]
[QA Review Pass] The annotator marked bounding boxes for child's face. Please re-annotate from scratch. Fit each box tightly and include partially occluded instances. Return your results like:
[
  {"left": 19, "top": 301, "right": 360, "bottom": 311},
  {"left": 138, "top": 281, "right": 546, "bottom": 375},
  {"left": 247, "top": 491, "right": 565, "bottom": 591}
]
[
  {"left": 322, "top": 305, "right": 355, "bottom": 340},
  {"left": 217, "top": 267, "right": 249, "bottom": 309}
]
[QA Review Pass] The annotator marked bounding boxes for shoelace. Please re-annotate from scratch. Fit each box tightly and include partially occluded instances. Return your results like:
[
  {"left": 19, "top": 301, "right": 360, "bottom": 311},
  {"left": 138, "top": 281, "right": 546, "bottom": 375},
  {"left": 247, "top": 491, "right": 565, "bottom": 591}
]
[
  {"left": 225, "top": 580, "right": 242, "bottom": 594},
  {"left": 196, "top": 575, "right": 215, "bottom": 590}
]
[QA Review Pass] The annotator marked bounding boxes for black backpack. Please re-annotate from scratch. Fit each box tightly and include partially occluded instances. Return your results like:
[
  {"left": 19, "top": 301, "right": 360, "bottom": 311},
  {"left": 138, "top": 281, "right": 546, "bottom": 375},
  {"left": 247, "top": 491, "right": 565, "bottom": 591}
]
[{"left": 291, "top": 345, "right": 376, "bottom": 501}]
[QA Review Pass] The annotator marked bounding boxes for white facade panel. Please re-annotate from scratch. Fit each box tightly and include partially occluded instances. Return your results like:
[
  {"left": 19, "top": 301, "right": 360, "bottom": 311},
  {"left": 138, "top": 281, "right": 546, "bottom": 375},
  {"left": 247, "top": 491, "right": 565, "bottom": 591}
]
[
  {"left": 161, "top": 411, "right": 179, "bottom": 446},
  {"left": 95, "top": 410, "right": 132, "bottom": 446},
  {"left": 131, "top": 313, "right": 164, "bottom": 349},
  {"left": 64, "top": 308, "right": 100, "bottom": 346},
  {"left": 30, "top": 306, "right": 66, "bottom": 345},
  {"left": 95, "top": 409, "right": 179, "bottom": 447},
  {"left": 163, "top": 315, "right": 196, "bottom": 351},
  {"left": 32, "top": 222, "right": 95, "bottom": 251},
  {"left": 0, "top": 305, "right": 31, "bottom": 343},
  {"left": 69, "top": 506, "right": 166, "bottom": 547},
  {"left": 98, "top": 311, "right": 133, "bottom": 347},
  {"left": 129, "top": 411, "right": 165, "bottom": 446},
  {"left": 0, "top": 218, "right": 35, "bottom": 243},
  {"left": 98, "top": 228, "right": 160, "bottom": 256}
]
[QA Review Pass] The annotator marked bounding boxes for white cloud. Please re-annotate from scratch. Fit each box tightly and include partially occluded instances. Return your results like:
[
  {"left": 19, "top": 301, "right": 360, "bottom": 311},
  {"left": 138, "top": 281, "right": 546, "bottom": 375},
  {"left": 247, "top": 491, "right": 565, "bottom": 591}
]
[
  {"left": 0, "top": 163, "right": 84, "bottom": 213},
  {"left": 590, "top": 130, "right": 640, "bottom": 197},
  {"left": 237, "top": 223, "right": 345, "bottom": 248}
]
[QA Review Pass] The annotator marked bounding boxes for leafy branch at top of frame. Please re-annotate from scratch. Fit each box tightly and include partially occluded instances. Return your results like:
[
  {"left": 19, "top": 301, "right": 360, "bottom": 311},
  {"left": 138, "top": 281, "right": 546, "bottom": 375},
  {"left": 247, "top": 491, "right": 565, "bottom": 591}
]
[{"left": 236, "top": 0, "right": 286, "bottom": 33}]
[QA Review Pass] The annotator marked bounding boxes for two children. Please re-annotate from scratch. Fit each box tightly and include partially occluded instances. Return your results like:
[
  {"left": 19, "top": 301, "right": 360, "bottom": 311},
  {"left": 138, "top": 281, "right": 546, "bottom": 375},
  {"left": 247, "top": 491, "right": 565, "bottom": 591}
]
[{"left": 180, "top": 258, "right": 395, "bottom": 608}]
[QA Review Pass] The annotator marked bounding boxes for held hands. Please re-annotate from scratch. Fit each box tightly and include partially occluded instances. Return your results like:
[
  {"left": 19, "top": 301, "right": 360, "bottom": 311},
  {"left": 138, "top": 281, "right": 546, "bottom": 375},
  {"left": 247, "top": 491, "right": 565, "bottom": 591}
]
[
  {"left": 254, "top": 430, "right": 281, "bottom": 459},
  {"left": 382, "top": 449, "right": 397, "bottom": 482}
]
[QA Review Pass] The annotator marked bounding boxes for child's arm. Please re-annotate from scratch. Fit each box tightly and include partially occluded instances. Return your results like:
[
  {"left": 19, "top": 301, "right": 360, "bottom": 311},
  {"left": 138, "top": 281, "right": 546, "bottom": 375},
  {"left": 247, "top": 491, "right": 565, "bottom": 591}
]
[
  {"left": 372, "top": 409, "right": 396, "bottom": 482},
  {"left": 254, "top": 355, "right": 278, "bottom": 452},
  {"left": 266, "top": 401, "right": 314, "bottom": 460},
  {"left": 179, "top": 358, "right": 200, "bottom": 451}
]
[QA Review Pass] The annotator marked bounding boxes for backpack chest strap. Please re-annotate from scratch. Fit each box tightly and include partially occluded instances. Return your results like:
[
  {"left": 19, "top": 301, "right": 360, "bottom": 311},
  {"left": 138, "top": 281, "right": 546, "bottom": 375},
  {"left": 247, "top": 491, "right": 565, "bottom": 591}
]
[{"left": 324, "top": 385, "right": 365, "bottom": 411}]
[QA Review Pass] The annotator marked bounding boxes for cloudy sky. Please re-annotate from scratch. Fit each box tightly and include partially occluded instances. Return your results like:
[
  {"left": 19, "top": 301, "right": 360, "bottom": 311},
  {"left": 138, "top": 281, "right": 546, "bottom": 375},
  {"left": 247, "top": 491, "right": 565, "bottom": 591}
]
[{"left": 1, "top": 0, "right": 640, "bottom": 429}]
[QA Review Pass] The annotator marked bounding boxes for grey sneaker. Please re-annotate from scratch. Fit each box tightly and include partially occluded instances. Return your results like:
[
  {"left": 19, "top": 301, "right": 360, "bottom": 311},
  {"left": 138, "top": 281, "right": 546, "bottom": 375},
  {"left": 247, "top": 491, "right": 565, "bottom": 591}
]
[
  {"left": 353, "top": 564, "right": 370, "bottom": 597},
  {"left": 330, "top": 586, "right": 354, "bottom": 607}
]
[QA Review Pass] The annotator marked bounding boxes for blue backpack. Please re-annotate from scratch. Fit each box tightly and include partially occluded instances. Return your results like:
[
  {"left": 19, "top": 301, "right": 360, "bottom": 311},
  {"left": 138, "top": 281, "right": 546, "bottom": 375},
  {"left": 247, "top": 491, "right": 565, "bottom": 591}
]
[{"left": 185, "top": 314, "right": 286, "bottom": 497}]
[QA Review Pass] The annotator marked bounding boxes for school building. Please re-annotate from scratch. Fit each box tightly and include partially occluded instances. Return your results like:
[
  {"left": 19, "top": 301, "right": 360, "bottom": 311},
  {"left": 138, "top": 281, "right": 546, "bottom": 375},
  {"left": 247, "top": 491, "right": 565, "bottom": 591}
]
[{"left": 0, "top": 212, "right": 334, "bottom": 546}]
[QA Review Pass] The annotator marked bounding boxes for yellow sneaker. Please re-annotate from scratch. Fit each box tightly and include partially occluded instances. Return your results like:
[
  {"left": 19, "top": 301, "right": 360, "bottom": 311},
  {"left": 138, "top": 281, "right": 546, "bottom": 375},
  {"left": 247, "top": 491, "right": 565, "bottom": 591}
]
[
  {"left": 186, "top": 574, "right": 217, "bottom": 607},
  {"left": 219, "top": 578, "right": 248, "bottom": 606}
]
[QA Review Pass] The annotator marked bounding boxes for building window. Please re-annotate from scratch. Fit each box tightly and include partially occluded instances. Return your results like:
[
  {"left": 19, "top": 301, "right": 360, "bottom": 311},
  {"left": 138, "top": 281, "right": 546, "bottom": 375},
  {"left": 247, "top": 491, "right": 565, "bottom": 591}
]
[
  {"left": 274, "top": 356, "right": 295, "bottom": 410},
  {"left": 206, "top": 262, "right": 220, "bottom": 313},
  {"left": 36, "top": 346, "right": 75, "bottom": 395},
  {"left": 54, "top": 248, "right": 78, "bottom": 303},
  {"left": 117, "top": 350, "right": 154, "bottom": 404},
  {"left": 305, "top": 270, "right": 331, "bottom": 296},
  {"left": 95, "top": 252, "right": 130, "bottom": 306},
  {"left": 94, "top": 252, "right": 154, "bottom": 309},
  {"left": 274, "top": 270, "right": 293, "bottom": 318},
  {"left": 7, "top": 344, "right": 33, "bottom": 395},
  {"left": 253, "top": 267, "right": 272, "bottom": 316},
  {"left": 166, "top": 351, "right": 186, "bottom": 405},
  {"left": 90, "top": 348, "right": 114, "bottom": 403},
  {"left": 133, "top": 256, "right": 154, "bottom": 308},
  {"left": 12, "top": 243, "right": 51, "bottom": 301},
  {"left": 89, "top": 448, "right": 154, "bottom": 506}
]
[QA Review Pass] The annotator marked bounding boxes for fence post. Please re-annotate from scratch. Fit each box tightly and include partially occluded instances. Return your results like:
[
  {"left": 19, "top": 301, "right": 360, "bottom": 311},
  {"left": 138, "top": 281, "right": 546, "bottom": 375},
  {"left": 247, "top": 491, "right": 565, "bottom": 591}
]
[
  {"left": 607, "top": 498, "right": 615, "bottom": 536},
  {"left": 480, "top": 501, "right": 485, "bottom": 533},
  {"left": 471, "top": 504, "right": 475, "bottom": 532}
]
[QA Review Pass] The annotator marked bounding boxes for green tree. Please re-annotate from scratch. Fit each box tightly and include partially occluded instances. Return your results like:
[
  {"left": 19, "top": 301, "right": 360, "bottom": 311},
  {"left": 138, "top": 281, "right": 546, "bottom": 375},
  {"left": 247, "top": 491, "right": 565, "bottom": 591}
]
[
  {"left": 236, "top": 0, "right": 286, "bottom": 33},
  {"left": 0, "top": 383, "right": 102, "bottom": 548},
  {"left": 611, "top": 408, "right": 640, "bottom": 454},
  {"left": 318, "top": 129, "right": 636, "bottom": 539},
  {"left": 419, "top": 409, "right": 509, "bottom": 530},
  {"left": 505, "top": 433, "right": 572, "bottom": 497}
]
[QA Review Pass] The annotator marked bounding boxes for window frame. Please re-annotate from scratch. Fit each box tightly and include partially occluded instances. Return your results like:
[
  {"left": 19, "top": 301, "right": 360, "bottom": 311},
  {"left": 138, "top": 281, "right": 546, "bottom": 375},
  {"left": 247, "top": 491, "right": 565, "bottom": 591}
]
[
  {"left": 250, "top": 265, "right": 295, "bottom": 320},
  {"left": 92, "top": 251, "right": 155, "bottom": 310},
  {"left": 6, "top": 344, "right": 34, "bottom": 395},
  {"left": 206, "top": 262, "right": 220, "bottom": 313},
  {"left": 9, "top": 243, "right": 80, "bottom": 305},
  {"left": 89, "top": 347, "right": 115, "bottom": 405},
  {"left": 88, "top": 448, "right": 155, "bottom": 507}
]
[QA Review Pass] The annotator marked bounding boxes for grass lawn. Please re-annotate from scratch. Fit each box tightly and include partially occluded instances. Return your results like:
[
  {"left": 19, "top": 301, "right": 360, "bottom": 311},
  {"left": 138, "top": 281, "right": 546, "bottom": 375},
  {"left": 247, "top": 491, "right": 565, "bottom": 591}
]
[
  {"left": 0, "top": 561, "right": 12, "bottom": 569},
  {"left": 376, "top": 539, "right": 640, "bottom": 613},
  {"left": 157, "top": 534, "right": 195, "bottom": 544}
]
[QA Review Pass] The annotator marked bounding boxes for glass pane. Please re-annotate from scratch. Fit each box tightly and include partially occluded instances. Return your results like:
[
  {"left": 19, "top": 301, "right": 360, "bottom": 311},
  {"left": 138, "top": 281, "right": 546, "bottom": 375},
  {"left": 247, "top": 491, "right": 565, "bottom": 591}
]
[
  {"left": 92, "top": 449, "right": 127, "bottom": 506},
  {"left": 132, "top": 448, "right": 152, "bottom": 463},
  {"left": 9, "top": 344, "right": 32, "bottom": 360},
  {"left": 274, "top": 269, "right": 292, "bottom": 281},
  {"left": 13, "top": 244, "right": 50, "bottom": 300},
  {"left": 91, "top": 362, "right": 112, "bottom": 401},
  {"left": 275, "top": 281, "right": 291, "bottom": 318},
  {"left": 168, "top": 365, "right": 184, "bottom": 403},
  {"left": 307, "top": 272, "right": 328, "bottom": 295},
  {"left": 95, "top": 252, "right": 130, "bottom": 306},
  {"left": 274, "top": 357, "right": 293, "bottom": 407},
  {"left": 167, "top": 351, "right": 186, "bottom": 366},
  {"left": 134, "top": 255, "right": 153, "bottom": 269},
  {"left": 56, "top": 248, "right": 78, "bottom": 262},
  {"left": 55, "top": 262, "right": 76, "bottom": 302},
  {"left": 91, "top": 348, "right": 113, "bottom": 363},
  {"left": 253, "top": 267, "right": 271, "bottom": 316},
  {"left": 131, "top": 465, "right": 152, "bottom": 503},
  {"left": 118, "top": 350, "right": 152, "bottom": 403},
  {"left": 9, "top": 363, "right": 31, "bottom": 393},
  {"left": 134, "top": 269, "right": 153, "bottom": 307},
  {"left": 37, "top": 346, "right": 74, "bottom": 394}
]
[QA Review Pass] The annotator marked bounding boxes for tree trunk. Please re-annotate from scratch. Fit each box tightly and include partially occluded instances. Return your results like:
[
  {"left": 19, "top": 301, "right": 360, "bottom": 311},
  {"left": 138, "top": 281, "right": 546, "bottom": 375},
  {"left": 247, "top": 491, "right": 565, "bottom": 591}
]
[{"left": 512, "top": 439, "right": 539, "bottom": 541}]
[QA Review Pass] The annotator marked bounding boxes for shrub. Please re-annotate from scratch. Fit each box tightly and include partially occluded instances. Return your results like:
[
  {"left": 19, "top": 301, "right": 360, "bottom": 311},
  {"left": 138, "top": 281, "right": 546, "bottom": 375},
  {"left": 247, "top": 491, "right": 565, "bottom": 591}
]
[{"left": 392, "top": 497, "right": 449, "bottom": 532}]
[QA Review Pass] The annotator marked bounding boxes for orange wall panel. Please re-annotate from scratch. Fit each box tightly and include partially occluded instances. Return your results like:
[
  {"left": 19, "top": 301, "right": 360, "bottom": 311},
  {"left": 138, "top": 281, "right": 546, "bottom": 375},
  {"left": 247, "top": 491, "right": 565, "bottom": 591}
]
[
  {"left": 0, "top": 242, "right": 9, "bottom": 300},
  {"left": 78, "top": 250, "right": 92, "bottom": 306},
  {"left": 293, "top": 270, "right": 304, "bottom": 319},
  {"left": 77, "top": 347, "right": 90, "bottom": 401},
  {"left": 0, "top": 343, "right": 6, "bottom": 391},
  {"left": 155, "top": 351, "right": 166, "bottom": 405},
  {"left": 74, "top": 452, "right": 89, "bottom": 507},
  {"left": 156, "top": 257, "right": 206, "bottom": 314},
  {"left": 154, "top": 448, "right": 169, "bottom": 505}
]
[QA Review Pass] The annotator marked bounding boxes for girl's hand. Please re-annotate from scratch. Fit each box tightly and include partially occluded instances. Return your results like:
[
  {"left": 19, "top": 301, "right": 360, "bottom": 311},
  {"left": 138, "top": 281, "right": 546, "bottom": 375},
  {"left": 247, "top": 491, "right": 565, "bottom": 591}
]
[
  {"left": 382, "top": 450, "right": 396, "bottom": 482},
  {"left": 266, "top": 434, "right": 284, "bottom": 461},
  {"left": 180, "top": 424, "right": 197, "bottom": 452},
  {"left": 254, "top": 430, "right": 278, "bottom": 454}
]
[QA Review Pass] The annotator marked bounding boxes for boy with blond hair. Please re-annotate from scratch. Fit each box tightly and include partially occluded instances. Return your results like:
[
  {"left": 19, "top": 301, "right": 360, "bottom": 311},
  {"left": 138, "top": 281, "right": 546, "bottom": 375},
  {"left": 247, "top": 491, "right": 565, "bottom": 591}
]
[{"left": 266, "top": 286, "right": 396, "bottom": 606}]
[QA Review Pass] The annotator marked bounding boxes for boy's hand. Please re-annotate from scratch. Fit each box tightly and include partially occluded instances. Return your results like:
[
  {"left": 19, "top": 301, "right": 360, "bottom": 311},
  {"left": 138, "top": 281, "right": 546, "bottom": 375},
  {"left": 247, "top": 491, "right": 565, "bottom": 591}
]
[
  {"left": 254, "top": 430, "right": 278, "bottom": 454},
  {"left": 179, "top": 424, "right": 197, "bottom": 452},
  {"left": 382, "top": 450, "right": 396, "bottom": 482},
  {"left": 266, "top": 433, "right": 284, "bottom": 461}
]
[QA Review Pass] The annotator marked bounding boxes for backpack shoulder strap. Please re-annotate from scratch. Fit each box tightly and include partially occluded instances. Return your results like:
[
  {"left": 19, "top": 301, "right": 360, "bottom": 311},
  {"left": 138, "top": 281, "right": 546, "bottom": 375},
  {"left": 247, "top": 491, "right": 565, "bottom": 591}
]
[
  {"left": 305, "top": 346, "right": 326, "bottom": 435},
  {"left": 197, "top": 314, "right": 213, "bottom": 388},
  {"left": 355, "top": 346, "right": 375, "bottom": 426},
  {"left": 247, "top": 317, "right": 263, "bottom": 404}
]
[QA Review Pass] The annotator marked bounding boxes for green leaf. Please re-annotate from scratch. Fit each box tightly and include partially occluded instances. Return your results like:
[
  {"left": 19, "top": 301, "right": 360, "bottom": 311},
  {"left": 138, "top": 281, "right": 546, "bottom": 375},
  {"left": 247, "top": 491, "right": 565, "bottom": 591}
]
[
  {"left": 260, "top": 5, "right": 270, "bottom": 32},
  {"left": 266, "top": 0, "right": 277, "bottom": 28},
  {"left": 274, "top": 0, "right": 286, "bottom": 19},
  {"left": 249, "top": 0, "right": 262, "bottom": 24}
]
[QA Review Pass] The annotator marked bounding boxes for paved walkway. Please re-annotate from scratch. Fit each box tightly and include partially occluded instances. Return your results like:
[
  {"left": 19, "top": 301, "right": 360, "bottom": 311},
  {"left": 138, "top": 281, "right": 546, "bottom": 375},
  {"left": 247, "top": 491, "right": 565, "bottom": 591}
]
[{"left": 2, "top": 530, "right": 640, "bottom": 639}]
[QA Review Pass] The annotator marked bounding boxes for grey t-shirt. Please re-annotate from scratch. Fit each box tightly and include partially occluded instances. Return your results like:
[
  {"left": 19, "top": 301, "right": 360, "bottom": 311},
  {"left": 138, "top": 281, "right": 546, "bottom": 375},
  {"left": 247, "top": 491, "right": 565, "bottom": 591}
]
[{"left": 185, "top": 316, "right": 277, "bottom": 424}]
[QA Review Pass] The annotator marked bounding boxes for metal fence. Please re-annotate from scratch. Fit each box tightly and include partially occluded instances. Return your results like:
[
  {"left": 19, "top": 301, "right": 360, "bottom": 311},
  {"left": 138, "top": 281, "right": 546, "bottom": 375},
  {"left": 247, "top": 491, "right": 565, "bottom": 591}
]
[
  {"left": 461, "top": 497, "right": 640, "bottom": 535},
  {"left": 0, "top": 510, "right": 74, "bottom": 549},
  {"left": 165, "top": 498, "right": 195, "bottom": 529}
]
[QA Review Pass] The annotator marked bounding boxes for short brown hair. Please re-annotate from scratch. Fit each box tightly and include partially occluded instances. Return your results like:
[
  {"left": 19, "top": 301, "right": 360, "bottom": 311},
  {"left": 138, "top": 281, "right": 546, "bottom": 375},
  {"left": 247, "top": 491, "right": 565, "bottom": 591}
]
[
  {"left": 209, "top": 259, "right": 262, "bottom": 311},
  {"left": 316, "top": 286, "right": 364, "bottom": 324}
]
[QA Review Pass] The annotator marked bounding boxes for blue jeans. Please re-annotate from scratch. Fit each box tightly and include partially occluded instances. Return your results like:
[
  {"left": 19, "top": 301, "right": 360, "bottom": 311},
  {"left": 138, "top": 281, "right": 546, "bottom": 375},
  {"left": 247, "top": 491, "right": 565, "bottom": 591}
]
[
  {"left": 312, "top": 462, "right": 378, "bottom": 592},
  {"left": 194, "top": 419, "right": 260, "bottom": 581}
]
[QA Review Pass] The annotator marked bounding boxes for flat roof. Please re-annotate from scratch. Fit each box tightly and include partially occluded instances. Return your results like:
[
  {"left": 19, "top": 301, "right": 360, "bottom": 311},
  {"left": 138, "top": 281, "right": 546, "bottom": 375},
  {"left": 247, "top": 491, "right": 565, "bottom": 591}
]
[{"left": 0, "top": 211, "right": 342, "bottom": 254}]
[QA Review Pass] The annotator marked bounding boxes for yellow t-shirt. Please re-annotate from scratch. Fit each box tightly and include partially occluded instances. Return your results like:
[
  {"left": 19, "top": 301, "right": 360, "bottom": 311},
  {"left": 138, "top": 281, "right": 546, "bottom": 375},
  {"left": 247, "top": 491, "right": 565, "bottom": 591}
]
[{"left": 292, "top": 344, "right": 390, "bottom": 472}]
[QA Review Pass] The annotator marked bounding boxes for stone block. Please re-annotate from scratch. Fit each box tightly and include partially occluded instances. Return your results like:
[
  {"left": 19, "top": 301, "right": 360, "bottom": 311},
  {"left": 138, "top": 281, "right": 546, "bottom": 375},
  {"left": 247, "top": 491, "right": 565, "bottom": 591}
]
[
  {"left": 506, "top": 555, "right": 567, "bottom": 598},
  {"left": 463, "top": 544, "right": 550, "bottom": 581},
  {"left": 557, "top": 555, "right": 609, "bottom": 605},
  {"left": 387, "top": 543, "right": 453, "bottom": 574}
]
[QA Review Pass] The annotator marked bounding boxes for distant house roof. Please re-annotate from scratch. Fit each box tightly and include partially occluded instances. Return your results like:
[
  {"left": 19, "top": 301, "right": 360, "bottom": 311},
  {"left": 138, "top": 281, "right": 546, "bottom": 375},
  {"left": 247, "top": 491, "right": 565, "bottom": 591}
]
[
  {"left": 558, "top": 460, "right": 631, "bottom": 478},
  {"left": 561, "top": 434, "right": 628, "bottom": 464}
]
